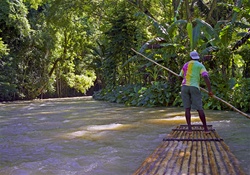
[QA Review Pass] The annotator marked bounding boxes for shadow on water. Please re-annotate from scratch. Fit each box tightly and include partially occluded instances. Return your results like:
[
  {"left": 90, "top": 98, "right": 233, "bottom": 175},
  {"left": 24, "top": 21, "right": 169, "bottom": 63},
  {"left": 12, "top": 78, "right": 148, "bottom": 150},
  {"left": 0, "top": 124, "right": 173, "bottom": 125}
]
[{"left": 0, "top": 97, "right": 249, "bottom": 175}]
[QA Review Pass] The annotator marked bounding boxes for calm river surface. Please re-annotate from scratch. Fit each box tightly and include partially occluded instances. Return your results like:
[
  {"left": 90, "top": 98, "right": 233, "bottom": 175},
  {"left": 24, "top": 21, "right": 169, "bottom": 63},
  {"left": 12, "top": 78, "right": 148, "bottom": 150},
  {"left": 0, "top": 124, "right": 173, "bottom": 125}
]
[{"left": 0, "top": 97, "right": 250, "bottom": 175}]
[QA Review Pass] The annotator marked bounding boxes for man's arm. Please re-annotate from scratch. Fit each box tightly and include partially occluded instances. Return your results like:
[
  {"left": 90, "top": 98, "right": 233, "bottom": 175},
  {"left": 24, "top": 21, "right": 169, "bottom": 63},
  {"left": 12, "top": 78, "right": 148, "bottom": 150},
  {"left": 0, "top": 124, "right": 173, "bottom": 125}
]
[
  {"left": 203, "top": 75, "right": 213, "bottom": 97},
  {"left": 179, "top": 75, "right": 183, "bottom": 81}
]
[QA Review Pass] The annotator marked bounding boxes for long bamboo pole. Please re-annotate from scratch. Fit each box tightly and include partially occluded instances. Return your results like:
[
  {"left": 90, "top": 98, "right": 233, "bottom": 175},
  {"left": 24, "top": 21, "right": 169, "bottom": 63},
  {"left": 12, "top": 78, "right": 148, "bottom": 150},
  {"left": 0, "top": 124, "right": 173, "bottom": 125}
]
[{"left": 131, "top": 48, "right": 250, "bottom": 119}]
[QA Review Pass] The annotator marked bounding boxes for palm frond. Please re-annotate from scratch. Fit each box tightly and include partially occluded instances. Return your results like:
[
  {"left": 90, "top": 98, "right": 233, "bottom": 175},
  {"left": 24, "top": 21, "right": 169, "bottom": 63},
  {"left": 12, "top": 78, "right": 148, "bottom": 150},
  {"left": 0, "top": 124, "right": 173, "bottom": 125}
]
[
  {"left": 195, "top": 18, "right": 219, "bottom": 45},
  {"left": 148, "top": 15, "right": 169, "bottom": 37},
  {"left": 174, "top": 0, "right": 184, "bottom": 21},
  {"left": 166, "top": 19, "right": 187, "bottom": 36},
  {"left": 193, "top": 24, "right": 201, "bottom": 49},
  {"left": 122, "top": 54, "right": 140, "bottom": 67},
  {"left": 232, "top": 30, "right": 250, "bottom": 51},
  {"left": 197, "top": 0, "right": 210, "bottom": 15},
  {"left": 220, "top": 24, "right": 233, "bottom": 47},
  {"left": 201, "top": 46, "right": 219, "bottom": 55},
  {"left": 234, "top": 22, "right": 250, "bottom": 30},
  {"left": 139, "top": 37, "right": 166, "bottom": 53}
]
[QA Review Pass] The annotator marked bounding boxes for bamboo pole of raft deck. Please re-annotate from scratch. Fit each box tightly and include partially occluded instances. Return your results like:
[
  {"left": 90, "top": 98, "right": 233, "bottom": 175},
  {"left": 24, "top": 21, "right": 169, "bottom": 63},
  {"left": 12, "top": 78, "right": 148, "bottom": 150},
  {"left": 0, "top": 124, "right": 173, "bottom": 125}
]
[{"left": 131, "top": 48, "right": 250, "bottom": 119}]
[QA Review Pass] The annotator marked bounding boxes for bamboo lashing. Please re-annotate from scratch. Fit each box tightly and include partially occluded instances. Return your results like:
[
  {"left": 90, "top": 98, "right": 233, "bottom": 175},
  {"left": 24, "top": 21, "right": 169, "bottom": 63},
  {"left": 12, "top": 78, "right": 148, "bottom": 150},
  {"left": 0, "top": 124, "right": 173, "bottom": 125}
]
[
  {"left": 131, "top": 48, "right": 250, "bottom": 119},
  {"left": 133, "top": 125, "right": 245, "bottom": 175}
]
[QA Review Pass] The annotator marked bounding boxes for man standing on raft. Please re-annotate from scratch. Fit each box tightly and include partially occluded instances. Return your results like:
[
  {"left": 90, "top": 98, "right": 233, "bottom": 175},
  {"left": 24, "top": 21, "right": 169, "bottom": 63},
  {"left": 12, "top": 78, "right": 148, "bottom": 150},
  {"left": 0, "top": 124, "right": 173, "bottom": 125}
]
[{"left": 179, "top": 50, "right": 213, "bottom": 134}]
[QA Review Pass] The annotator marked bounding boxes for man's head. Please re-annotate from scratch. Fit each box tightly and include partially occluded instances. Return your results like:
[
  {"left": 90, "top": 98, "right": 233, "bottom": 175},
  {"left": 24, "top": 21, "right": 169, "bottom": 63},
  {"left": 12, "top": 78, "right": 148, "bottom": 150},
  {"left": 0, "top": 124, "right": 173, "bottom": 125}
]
[{"left": 190, "top": 50, "right": 200, "bottom": 60}]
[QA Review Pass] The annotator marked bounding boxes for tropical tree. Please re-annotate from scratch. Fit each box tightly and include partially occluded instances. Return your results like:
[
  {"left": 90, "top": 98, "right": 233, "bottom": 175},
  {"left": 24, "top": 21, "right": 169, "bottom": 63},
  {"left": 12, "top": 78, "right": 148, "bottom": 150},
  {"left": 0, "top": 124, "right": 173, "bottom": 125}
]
[
  {"left": 0, "top": 0, "right": 250, "bottom": 111},
  {"left": 0, "top": 0, "right": 99, "bottom": 100},
  {"left": 94, "top": 0, "right": 250, "bottom": 111},
  {"left": 0, "top": 0, "right": 32, "bottom": 100}
]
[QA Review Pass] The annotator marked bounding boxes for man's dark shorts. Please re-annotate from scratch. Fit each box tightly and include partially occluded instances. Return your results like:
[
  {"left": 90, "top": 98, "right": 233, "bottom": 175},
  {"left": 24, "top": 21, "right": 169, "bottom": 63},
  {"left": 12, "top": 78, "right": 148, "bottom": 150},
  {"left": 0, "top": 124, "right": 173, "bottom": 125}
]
[{"left": 181, "top": 85, "right": 203, "bottom": 110}]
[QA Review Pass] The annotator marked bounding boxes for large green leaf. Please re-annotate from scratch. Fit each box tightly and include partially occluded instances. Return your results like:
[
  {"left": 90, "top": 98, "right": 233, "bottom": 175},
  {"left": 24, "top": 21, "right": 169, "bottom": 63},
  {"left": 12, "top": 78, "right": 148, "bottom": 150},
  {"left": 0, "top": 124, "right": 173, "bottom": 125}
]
[
  {"left": 192, "top": 24, "right": 201, "bottom": 49},
  {"left": 195, "top": 19, "right": 219, "bottom": 45},
  {"left": 167, "top": 19, "right": 187, "bottom": 36},
  {"left": 187, "top": 22, "right": 193, "bottom": 50}
]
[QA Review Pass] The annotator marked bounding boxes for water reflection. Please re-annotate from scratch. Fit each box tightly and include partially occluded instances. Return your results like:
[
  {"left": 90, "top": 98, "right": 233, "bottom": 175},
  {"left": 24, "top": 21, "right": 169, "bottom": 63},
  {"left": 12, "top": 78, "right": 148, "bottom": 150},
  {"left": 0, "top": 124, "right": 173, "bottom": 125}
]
[
  {"left": 0, "top": 97, "right": 249, "bottom": 175},
  {"left": 60, "top": 123, "right": 133, "bottom": 140}
]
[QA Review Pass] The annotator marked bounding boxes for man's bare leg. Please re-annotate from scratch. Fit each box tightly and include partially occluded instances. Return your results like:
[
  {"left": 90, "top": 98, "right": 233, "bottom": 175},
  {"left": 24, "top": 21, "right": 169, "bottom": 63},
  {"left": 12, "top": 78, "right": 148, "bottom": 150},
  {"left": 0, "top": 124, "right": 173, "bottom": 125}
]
[
  {"left": 197, "top": 109, "right": 210, "bottom": 134},
  {"left": 185, "top": 108, "right": 192, "bottom": 134}
]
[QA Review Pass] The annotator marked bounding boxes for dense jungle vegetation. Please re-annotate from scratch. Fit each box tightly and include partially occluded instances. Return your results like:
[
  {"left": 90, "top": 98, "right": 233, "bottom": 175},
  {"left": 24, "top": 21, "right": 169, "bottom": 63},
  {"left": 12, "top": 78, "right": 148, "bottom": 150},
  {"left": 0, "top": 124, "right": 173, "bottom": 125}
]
[{"left": 0, "top": 0, "right": 250, "bottom": 112}]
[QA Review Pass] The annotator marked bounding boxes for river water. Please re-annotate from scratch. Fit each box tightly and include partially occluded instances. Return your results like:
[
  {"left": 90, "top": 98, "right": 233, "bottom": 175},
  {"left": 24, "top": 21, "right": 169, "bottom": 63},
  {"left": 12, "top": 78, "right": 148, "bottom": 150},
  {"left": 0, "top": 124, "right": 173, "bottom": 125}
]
[{"left": 0, "top": 97, "right": 249, "bottom": 175}]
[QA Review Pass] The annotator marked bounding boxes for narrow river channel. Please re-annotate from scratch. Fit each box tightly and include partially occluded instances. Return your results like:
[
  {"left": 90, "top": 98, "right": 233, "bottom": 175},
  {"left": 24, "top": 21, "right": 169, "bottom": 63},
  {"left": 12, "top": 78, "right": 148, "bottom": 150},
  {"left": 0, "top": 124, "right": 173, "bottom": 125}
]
[{"left": 0, "top": 97, "right": 249, "bottom": 175}]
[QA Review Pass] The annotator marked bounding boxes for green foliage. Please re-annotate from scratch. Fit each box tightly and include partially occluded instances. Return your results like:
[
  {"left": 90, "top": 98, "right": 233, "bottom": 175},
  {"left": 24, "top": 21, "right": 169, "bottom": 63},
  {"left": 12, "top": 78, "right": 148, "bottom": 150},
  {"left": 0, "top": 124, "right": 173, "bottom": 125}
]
[
  {"left": 0, "top": 38, "right": 8, "bottom": 55},
  {"left": 93, "top": 81, "right": 179, "bottom": 107},
  {"left": 0, "top": 18, "right": 8, "bottom": 52},
  {"left": 0, "top": 0, "right": 99, "bottom": 101},
  {"left": 63, "top": 70, "right": 96, "bottom": 94},
  {"left": 0, "top": 81, "right": 18, "bottom": 101},
  {"left": 237, "top": 45, "right": 250, "bottom": 78},
  {"left": 99, "top": 1, "right": 145, "bottom": 87},
  {"left": 23, "top": 0, "right": 45, "bottom": 9},
  {"left": 0, "top": 0, "right": 31, "bottom": 37},
  {"left": 201, "top": 74, "right": 250, "bottom": 112},
  {"left": 203, "top": 74, "right": 232, "bottom": 111},
  {"left": 0, "top": 0, "right": 249, "bottom": 113},
  {"left": 232, "top": 78, "right": 250, "bottom": 112},
  {"left": 219, "top": 25, "right": 233, "bottom": 47},
  {"left": 187, "top": 22, "right": 193, "bottom": 50}
]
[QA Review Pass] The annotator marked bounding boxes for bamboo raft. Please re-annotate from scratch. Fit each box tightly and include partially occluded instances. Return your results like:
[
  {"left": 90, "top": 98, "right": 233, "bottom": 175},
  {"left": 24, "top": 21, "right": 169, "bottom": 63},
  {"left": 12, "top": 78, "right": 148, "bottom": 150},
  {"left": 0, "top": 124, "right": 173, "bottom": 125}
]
[{"left": 133, "top": 125, "right": 245, "bottom": 175}]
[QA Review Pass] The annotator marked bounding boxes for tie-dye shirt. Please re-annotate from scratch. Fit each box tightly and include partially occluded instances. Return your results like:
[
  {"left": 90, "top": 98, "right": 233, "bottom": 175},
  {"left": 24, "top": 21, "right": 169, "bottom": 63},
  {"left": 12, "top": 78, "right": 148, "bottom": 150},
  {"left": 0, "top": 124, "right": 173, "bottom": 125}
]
[{"left": 179, "top": 60, "right": 209, "bottom": 89}]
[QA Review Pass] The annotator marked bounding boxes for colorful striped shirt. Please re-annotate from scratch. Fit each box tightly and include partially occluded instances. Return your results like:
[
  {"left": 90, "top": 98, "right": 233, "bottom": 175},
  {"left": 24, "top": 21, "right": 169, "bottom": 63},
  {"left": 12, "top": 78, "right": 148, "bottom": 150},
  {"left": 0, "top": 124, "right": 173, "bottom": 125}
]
[{"left": 179, "top": 60, "right": 208, "bottom": 89}]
